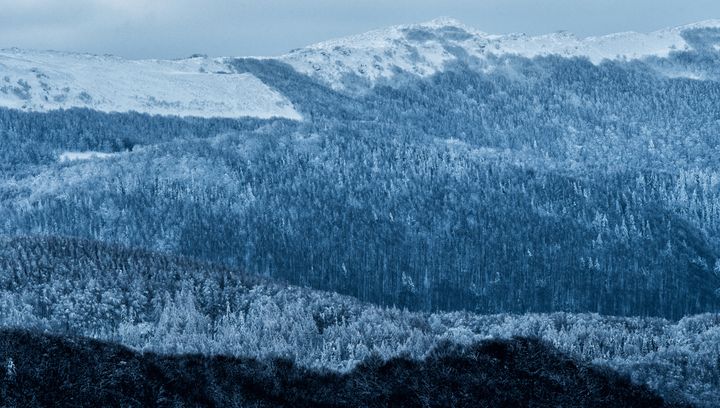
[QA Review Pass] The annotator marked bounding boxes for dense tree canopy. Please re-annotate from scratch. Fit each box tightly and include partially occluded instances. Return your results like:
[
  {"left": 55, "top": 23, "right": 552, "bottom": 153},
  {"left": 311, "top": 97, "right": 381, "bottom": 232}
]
[{"left": 2, "top": 51, "right": 720, "bottom": 317}]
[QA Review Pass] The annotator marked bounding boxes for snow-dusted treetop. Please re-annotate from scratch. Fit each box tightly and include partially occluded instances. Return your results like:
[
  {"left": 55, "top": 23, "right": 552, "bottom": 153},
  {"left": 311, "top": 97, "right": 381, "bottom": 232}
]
[
  {"left": 0, "top": 49, "right": 301, "bottom": 120},
  {"left": 281, "top": 17, "right": 720, "bottom": 88}
]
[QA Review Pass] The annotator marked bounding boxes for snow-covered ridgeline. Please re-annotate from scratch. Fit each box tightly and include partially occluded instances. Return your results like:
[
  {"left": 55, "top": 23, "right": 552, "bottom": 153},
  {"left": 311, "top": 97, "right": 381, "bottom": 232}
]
[
  {"left": 2, "top": 18, "right": 719, "bottom": 111},
  {"left": 281, "top": 18, "right": 720, "bottom": 88}
]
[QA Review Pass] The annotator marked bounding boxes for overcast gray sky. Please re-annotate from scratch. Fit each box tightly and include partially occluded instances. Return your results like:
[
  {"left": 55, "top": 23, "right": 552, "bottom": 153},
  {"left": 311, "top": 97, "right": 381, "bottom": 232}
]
[{"left": 1, "top": 0, "right": 719, "bottom": 59}]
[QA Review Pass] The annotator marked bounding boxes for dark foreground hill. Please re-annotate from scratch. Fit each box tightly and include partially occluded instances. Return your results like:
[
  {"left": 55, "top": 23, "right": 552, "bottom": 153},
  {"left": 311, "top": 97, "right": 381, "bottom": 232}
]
[{"left": 0, "top": 330, "right": 678, "bottom": 408}]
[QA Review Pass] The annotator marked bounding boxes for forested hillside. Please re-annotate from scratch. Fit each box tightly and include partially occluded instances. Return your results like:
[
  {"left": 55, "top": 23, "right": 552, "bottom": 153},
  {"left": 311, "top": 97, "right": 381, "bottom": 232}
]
[
  {"left": 0, "top": 237, "right": 718, "bottom": 406},
  {"left": 3, "top": 33, "right": 720, "bottom": 317}
]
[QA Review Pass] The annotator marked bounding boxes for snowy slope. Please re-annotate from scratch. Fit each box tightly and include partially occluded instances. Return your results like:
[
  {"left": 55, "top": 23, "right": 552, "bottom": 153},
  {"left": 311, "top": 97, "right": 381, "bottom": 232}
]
[
  {"left": 0, "top": 49, "right": 301, "bottom": 120},
  {"left": 281, "top": 18, "right": 720, "bottom": 89},
  {"left": 2, "top": 19, "right": 718, "bottom": 111}
]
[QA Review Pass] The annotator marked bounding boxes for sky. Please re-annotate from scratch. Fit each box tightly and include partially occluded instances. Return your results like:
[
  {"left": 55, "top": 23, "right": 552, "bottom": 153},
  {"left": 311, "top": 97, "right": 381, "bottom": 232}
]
[{"left": 1, "top": 0, "right": 719, "bottom": 59}]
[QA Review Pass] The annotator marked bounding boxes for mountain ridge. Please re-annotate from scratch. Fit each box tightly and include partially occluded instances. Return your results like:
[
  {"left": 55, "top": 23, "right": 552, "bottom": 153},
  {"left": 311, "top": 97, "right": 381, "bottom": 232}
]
[
  {"left": 280, "top": 17, "right": 720, "bottom": 88},
  {"left": 2, "top": 18, "right": 720, "bottom": 113}
]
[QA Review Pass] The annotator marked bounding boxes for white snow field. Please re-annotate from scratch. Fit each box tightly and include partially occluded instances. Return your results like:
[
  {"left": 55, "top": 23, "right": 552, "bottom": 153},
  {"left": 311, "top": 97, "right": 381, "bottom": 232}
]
[{"left": 0, "top": 49, "right": 301, "bottom": 120}]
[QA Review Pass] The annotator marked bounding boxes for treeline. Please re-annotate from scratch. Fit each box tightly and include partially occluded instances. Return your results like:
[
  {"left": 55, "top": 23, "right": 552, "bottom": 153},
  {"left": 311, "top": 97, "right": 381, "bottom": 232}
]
[
  {"left": 0, "top": 329, "right": 676, "bottom": 408},
  {"left": 0, "top": 237, "right": 718, "bottom": 406}
]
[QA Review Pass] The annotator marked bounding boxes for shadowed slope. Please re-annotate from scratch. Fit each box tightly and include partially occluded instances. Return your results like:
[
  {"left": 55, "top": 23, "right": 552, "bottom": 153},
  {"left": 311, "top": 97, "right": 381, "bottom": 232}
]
[{"left": 0, "top": 329, "right": 679, "bottom": 408}]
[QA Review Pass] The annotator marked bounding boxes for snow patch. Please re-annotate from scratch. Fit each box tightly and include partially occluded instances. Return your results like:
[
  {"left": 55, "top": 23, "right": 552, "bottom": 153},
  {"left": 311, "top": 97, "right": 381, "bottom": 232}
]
[{"left": 59, "top": 151, "right": 116, "bottom": 162}]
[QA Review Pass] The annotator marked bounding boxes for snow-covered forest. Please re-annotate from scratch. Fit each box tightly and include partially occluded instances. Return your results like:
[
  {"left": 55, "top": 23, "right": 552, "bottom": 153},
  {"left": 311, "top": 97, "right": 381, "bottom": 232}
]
[
  {"left": 1, "top": 236, "right": 718, "bottom": 406},
  {"left": 2, "top": 18, "right": 720, "bottom": 407}
]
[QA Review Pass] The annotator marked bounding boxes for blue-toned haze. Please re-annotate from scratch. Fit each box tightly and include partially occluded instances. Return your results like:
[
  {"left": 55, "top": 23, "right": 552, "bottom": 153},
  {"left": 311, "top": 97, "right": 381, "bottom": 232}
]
[{"left": 0, "top": 0, "right": 719, "bottom": 58}]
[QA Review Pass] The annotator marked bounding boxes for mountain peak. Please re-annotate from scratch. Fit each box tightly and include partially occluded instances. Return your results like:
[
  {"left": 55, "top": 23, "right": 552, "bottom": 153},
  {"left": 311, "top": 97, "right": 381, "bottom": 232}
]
[{"left": 281, "top": 18, "right": 718, "bottom": 89}]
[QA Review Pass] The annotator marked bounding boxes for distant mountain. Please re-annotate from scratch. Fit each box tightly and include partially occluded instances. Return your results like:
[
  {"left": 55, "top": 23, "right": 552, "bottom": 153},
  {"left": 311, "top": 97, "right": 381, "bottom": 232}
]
[
  {"left": 0, "top": 49, "right": 301, "bottom": 119},
  {"left": 4, "top": 18, "right": 720, "bottom": 407},
  {"left": 2, "top": 19, "right": 719, "bottom": 117},
  {"left": 280, "top": 18, "right": 720, "bottom": 89}
]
